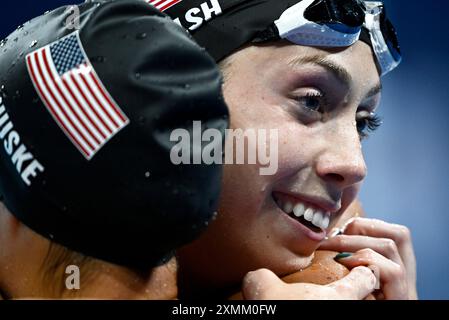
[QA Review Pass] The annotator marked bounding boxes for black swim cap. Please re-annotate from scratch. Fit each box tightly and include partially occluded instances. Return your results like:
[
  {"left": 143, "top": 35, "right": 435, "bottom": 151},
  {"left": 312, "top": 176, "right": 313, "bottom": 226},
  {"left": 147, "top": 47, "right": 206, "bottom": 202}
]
[
  {"left": 161, "top": 0, "right": 374, "bottom": 61},
  {"left": 0, "top": 0, "right": 228, "bottom": 268}
]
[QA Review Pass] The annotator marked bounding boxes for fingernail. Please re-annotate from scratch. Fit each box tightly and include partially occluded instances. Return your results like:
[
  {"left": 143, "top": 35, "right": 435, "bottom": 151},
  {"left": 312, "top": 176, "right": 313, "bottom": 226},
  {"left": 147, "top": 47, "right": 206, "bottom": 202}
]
[
  {"left": 329, "top": 228, "right": 343, "bottom": 238},
  {"left": 334, "top": 252, "right": 352, "bottom": 260},
  {"left": 368, "top": 265, "right": 381, "bottom": 290}
]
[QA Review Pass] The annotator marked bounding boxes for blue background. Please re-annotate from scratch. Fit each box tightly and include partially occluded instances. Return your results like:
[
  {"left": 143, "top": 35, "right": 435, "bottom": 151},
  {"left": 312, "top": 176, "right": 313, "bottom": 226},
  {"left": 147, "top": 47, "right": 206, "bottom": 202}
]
[
  {"left": 359, "top": 0, "right": 449, "bottom": 300},
  {"left": 1, "top": 1, "right": 448, "bottom": 299}
]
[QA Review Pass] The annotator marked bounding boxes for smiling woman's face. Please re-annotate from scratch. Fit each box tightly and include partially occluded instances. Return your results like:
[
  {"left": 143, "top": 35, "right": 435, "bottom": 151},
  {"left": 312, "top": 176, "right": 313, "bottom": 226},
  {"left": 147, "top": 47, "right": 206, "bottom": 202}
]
[{"left": 179, "top": 40, "right": 381, "bottom": 289}]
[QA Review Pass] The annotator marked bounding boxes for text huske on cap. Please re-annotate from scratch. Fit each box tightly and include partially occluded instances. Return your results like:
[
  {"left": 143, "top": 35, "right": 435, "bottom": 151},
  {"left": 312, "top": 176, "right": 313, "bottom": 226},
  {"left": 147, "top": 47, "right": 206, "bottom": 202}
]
[{"left": 0, "top": 96, "right": 45, "bottom": 186}]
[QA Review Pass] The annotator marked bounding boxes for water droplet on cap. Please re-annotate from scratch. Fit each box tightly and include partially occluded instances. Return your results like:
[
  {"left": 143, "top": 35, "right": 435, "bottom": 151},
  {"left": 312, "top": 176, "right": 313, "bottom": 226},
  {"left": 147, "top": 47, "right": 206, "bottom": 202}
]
[
  {"left": 0, "top": 85, "right": 7, "bottom": 97},
  {"left": 136, "top": 32, "right": 147, "bottom": 40},
  {"left": 144, "top": 171, "right": 151, "bottom": 178},
  {"left": 30, "top": 40, "right": 38, "bottom": 48},
  {"left": 92, "top": 56, "right": 106, "bottom": 63}
]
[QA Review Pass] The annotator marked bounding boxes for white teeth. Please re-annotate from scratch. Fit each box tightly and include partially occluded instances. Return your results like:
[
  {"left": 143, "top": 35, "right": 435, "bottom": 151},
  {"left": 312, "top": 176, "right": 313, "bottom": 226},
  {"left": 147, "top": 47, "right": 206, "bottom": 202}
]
[
  {"left": 283, "top": 201, "right": 293, "bottom": 214},
  {"left": 312, "top": 210, "right": 323, "bottom": 228},
  {"left": 304, "top": 208, "right": 314, "bottom": 221},
  {"left": 277, "top": 196, "right": 332, "bottom": 230},
  {"left": 321, "top": 214, "right": 330, "bottom": 229},
  {"left": 293, "top": 203, "right": 305, "bottom": 217}
]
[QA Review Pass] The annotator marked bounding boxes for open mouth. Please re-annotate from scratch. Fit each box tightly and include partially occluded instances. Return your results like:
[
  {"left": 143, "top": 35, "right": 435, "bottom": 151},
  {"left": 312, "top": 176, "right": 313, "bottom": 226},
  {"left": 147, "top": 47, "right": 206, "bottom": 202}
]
[{"left": 273, "top": 192, "right": 330, "bottom": 234}]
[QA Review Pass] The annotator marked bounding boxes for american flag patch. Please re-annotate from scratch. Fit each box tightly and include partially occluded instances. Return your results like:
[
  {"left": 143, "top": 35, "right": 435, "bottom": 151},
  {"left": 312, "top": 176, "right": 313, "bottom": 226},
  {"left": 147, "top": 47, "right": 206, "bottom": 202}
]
[
  {"left": 26, "top": 31, "right": 129, "bottom": 160},
  {"left": 147, "top": 0, "right": 182, "bottom": 12}
]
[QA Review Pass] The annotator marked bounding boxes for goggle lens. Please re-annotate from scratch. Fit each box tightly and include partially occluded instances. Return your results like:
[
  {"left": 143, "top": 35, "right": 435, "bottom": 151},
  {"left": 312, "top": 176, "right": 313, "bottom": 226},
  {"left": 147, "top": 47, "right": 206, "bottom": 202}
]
[{"left": 305, "top": 0, "right": 366, "bottom": 28}]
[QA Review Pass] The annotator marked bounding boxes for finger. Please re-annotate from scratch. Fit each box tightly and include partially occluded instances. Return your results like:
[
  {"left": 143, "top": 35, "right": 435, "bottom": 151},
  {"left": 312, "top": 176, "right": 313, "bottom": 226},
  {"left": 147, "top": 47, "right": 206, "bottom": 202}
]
[
  {"left": 327, "top": 266, "right": 377, "bottom": 300},
  {"left": 343, "top": 218, "right": 415, "bottom": 266},
  {"left": 242, "top": 269, "right": 284, "bottom": 300},
  {"left": 335, "top": 249, "right": 408, "bottom": 300},
  {"left": 343, "top": 218, "right": 416, "bottom": 294},
  {"left": 343, "top": 218, "right": 412, "bottom": 248},
  {"left": 320, "top": 235, "right": 403, "bottom": 265}
]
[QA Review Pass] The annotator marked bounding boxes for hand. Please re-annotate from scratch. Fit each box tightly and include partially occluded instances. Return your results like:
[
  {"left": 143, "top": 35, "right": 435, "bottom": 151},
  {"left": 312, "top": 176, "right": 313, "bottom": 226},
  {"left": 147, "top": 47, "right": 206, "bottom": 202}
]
[
  {"left": 242, "top": 266, "right": 377, "bottom": 300},
  {"left": 320, "top": 218, "right": 417, "bottom": 300}
]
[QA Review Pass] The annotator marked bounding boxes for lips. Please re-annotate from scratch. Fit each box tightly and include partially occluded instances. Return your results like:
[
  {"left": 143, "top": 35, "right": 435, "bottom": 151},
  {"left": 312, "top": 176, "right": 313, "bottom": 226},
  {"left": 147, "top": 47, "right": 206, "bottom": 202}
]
[{"left": 273, "top": 192, "right": 335, "bottom": 234}]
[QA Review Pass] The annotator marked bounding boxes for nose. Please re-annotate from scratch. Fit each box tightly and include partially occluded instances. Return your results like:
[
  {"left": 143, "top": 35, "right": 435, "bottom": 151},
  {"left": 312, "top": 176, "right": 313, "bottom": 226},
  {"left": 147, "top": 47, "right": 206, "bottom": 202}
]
[{"left": 315, "top": 124, "right": 367, "bottom": 188}]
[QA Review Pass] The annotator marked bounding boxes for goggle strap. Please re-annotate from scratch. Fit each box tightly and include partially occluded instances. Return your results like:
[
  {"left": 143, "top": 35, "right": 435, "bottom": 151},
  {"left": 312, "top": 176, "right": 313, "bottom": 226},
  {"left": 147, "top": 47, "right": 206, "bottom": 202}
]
[
  {"left": 252, "top": 23, "right": 281, "bottom": 43},
  {"left": 365, "top": 11, "right": 400, "bottom": 75}
]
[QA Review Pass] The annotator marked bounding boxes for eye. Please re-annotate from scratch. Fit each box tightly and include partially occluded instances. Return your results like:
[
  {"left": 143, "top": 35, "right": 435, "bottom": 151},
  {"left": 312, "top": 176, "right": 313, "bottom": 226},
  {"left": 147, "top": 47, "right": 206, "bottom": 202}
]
[
  {"left": 293, "top": 89, "right": 327, "bottom": 113},
  {"left": 356, "top": 111, "right": 382, "bottom": 140},
  {"left": 300, "top": 94, "right": 321, "bottom": 111}
]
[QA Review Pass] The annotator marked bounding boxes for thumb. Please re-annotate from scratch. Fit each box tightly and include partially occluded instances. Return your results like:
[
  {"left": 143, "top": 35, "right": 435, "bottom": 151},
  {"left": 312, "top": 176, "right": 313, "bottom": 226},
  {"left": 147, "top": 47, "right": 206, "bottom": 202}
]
[
  {"left": 327, "top": 266, "right": 377, "bottom": 300},
  {"left": 242, "top": 269, "right": 284, "bottom": 300}
]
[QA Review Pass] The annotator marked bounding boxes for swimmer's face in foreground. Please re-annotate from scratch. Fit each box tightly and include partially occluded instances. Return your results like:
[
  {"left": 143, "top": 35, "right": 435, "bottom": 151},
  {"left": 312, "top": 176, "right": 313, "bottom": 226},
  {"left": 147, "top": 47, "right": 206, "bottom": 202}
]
[{"left": 179, "top": 41, "right": 382, "bottom": 288}]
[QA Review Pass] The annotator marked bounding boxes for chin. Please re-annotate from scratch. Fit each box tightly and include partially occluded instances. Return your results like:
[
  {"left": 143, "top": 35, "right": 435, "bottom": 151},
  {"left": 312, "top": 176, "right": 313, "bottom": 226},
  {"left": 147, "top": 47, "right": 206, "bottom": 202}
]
[{"left": 259, "top": 249, "right": 315, "bottom": 277}]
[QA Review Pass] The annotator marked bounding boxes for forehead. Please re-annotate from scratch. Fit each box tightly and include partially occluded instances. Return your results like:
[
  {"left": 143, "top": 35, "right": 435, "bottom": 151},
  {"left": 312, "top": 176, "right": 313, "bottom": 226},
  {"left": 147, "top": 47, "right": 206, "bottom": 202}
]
[{"left": 231, "top": 41, "right": 380, "bottom": 89}]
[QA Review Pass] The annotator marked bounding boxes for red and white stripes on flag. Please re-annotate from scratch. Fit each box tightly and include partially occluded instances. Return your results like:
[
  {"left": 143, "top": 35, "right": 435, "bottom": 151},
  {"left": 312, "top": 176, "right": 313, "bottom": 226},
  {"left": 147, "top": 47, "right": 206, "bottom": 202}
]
[
  {"left": 147, "top": 0, "right": 182, "bottom": 12},
  {"left": 26, "top": 32, "right": 129, "bottom": 160}
]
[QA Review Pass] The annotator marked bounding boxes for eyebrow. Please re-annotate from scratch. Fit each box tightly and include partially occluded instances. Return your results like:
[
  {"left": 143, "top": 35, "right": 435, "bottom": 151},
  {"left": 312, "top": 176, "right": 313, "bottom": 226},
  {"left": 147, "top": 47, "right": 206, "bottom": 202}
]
[
  {"left": 365, "top": 82, "right": 383, "bottom": 98},
  {"left": 288, "top": 55, "right": 382, "bottom": 98}
]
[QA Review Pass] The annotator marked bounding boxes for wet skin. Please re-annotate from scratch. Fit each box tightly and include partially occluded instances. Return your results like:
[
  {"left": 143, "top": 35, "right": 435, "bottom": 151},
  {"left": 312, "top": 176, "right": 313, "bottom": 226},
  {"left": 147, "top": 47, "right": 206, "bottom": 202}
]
[{"left": 178, "top": 40, "right": 383, "bottom": 293}]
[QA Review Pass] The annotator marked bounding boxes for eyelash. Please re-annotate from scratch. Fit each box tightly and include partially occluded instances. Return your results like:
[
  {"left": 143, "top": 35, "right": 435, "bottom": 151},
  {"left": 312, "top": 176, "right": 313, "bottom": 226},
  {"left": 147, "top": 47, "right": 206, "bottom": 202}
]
[
  {"left": 293, "top": 91, "right": 382, "bottom": 139},
  {"left": 357, "top": 113, "right": 382, "bottom": 140},
  {"left": 294, "top": 91, "right": 329, "bottom": 115}
]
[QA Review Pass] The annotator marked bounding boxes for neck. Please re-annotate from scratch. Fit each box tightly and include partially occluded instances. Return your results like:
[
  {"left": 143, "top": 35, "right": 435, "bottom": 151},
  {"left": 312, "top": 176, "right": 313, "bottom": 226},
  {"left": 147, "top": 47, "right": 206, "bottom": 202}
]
[
  {"left": 1, "top": 255, "right": 179, "bottom": 300},
  {"left": 177, "top": 246, "right": 241, "bottom": 300},
  {"left": 0, "top": 206, "right": 179, "bottom": 299},
  {"left": 70, "top": 258, "right": 179, "bottom": 300}
]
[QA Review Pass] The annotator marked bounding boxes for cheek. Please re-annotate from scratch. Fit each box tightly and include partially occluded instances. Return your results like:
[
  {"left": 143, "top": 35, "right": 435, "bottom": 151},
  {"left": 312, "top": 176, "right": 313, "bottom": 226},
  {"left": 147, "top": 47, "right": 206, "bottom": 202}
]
[
  {"left": 219, "top": 162, "right": 270, "bottom": 221},
  {"left": 221, "top": 91, "right": 280, "bottom": 220},
  {"left": 327, "top": 181, "right": 360, "bottom": 215},
  {"left": 274, "top": 123, "right": 319, "bottom": 179},
  {"left": 342, "top": 183, "right": 362, "bottom": 207}
]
